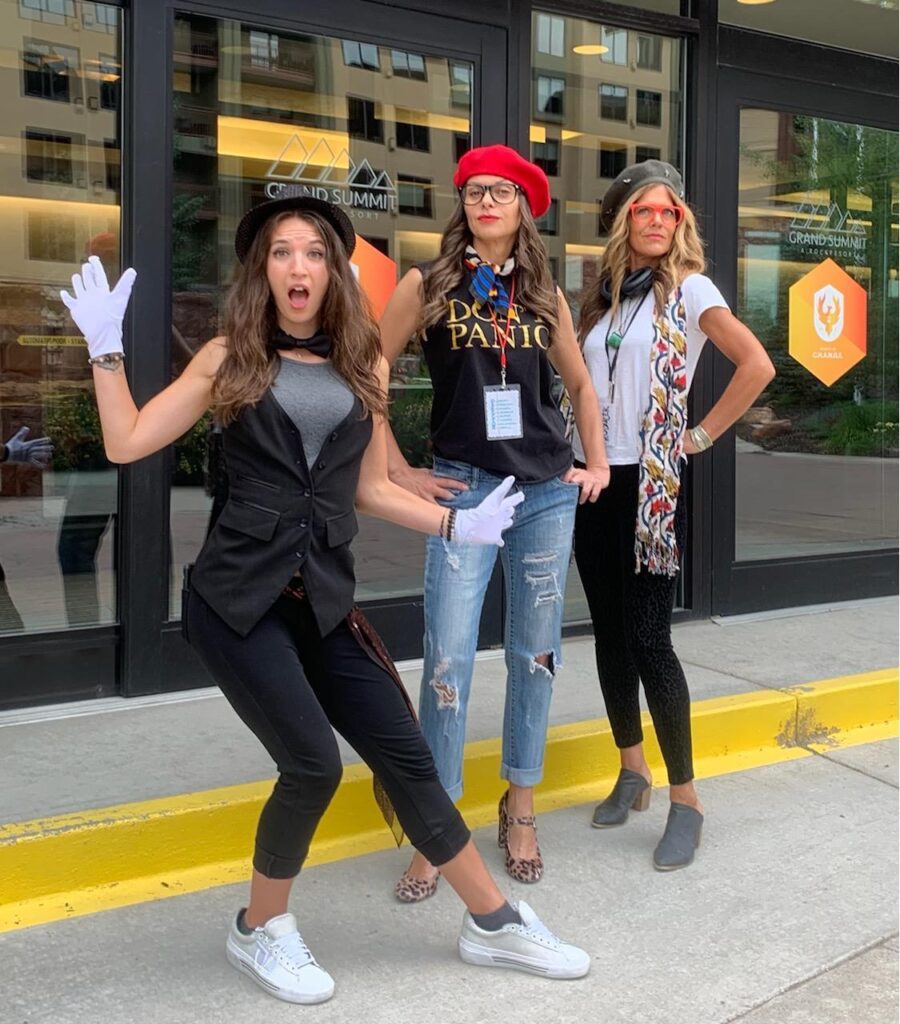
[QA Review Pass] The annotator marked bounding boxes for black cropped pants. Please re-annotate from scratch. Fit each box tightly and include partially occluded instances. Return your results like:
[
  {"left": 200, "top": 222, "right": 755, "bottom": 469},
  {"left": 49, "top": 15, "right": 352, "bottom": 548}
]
[
  {"left": 573, "top": 463, "right": 694, "bottom": 786},
  {"left": 186, "top": 588, "right": 471, "bottom": 879}
]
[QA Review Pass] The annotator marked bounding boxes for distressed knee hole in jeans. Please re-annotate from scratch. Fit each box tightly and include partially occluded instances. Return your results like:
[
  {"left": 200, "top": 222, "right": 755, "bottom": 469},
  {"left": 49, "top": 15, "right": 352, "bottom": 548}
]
[
  {"left": 428, "top": 657, "right": 460, "bottom": 713},
  {"left": 529, "top": 650, "right": 556, "bottom": 681}
]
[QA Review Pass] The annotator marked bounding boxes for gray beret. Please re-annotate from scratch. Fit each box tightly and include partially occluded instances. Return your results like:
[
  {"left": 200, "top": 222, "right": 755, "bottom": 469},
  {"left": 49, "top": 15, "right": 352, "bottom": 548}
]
[{"left": 599, "top": 159, "right": 685, "bottom": 232}]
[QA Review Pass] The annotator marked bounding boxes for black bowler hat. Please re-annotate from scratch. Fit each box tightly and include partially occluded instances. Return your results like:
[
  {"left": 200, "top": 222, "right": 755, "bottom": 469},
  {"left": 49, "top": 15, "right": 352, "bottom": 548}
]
[
  {"left": 599, "top": 159, "right": 685, "bottom": 232},
  {"left": 234, "top": 193, "right": 356, "bottom": 263}
]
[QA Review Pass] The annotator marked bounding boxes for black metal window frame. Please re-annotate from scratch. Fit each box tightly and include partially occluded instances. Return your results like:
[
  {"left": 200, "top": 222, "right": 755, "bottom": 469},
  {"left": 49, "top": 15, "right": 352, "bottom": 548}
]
[
  {"left": 118, "top": 0, "right": 506, "bottom": 697},
  {"left": 708, "top": 31, "right": 899, "bottom": 614}
]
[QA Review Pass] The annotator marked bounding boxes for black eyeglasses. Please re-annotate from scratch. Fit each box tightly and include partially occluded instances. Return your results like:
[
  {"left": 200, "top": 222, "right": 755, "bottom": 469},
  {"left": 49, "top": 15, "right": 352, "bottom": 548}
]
[{"left": 459, "top": 182, "right": 521, "bottom": 206}]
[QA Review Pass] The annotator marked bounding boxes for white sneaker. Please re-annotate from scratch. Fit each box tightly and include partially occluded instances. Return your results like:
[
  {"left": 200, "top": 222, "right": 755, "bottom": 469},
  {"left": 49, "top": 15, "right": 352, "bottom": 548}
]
[
  {"left": 458, "top": 900, "right": 591, "bottom": 979},
  {"left": 225, "top": 911, "right": 335, "bottom": 1004}
]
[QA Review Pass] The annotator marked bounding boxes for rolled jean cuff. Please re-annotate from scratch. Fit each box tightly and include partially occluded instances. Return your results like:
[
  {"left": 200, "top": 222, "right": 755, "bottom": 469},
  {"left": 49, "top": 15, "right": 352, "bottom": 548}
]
[
  {"left": 253, "top": 845, "right": 304, "bottom": 880},
  {"left": 414, "top": 812, "right": 471, "bottom": 868},
  {"left": 501, "top": 763, "right": 545, "bottom": 788}
]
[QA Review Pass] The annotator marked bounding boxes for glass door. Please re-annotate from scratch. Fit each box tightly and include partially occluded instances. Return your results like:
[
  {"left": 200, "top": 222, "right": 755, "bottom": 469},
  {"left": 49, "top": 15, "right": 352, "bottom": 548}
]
[
  {"left": 710, "top": 69, "right": 898, "bottom": 614},
  {"left": 0, "top": 0, "right": 123, "bottom": 709},
  {"left": 151, "top": 2, "right": 506, "bottom": 689}
]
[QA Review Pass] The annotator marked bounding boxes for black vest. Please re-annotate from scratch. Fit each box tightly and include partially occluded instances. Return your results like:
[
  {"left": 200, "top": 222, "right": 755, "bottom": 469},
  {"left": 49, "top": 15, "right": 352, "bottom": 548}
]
[{"left": 191, "top": 389, "right": 373, "bottom": 638}]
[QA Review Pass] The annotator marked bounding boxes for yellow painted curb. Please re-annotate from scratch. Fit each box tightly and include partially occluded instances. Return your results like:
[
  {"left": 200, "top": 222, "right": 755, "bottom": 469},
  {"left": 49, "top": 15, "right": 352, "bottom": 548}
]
[{"left": 1, "top": 668, "right": 896, "bottom": 934}]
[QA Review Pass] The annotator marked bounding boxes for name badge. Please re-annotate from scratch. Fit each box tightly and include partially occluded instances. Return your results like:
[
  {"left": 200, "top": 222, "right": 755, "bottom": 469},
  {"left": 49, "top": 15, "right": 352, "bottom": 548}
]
[{"left": 484, "top": 384, "right": 523, "bottom": 441}]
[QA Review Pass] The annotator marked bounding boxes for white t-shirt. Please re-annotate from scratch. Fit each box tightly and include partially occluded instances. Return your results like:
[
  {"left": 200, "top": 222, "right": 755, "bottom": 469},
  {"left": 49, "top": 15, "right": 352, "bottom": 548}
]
[{"left": 573, "top": 273, "right": 729, "bottom": 466}]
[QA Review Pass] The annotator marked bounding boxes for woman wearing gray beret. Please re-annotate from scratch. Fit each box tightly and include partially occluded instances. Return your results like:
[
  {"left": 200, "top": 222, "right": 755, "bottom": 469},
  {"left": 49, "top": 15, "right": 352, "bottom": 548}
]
[{"left": 572, "top": 160, "right": 774, "bottom": 870}]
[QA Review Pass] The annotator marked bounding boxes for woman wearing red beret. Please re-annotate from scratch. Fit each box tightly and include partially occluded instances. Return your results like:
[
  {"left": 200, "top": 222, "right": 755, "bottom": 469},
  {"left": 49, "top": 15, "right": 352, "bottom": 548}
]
[{"left": 381, "top": 144, "right": 609, "bottom": 901}]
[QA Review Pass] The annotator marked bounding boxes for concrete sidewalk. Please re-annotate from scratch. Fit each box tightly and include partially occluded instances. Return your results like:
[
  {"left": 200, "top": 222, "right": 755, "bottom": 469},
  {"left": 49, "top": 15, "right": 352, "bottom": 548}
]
[
  {"left": 1, "top": 596, "right": 897, "bottom": 823},
  {"left": 3, "top": 739, "right": 897, "bottom": 1024},
  {"left": 1, "top": 596, "right": 897, "bottom": 1023}
]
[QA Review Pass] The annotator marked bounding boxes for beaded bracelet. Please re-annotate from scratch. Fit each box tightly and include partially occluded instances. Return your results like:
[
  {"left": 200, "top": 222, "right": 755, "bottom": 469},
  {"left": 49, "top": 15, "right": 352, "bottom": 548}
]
[{"left": 439, "top": 507, "right": 457, "bottom": 542}]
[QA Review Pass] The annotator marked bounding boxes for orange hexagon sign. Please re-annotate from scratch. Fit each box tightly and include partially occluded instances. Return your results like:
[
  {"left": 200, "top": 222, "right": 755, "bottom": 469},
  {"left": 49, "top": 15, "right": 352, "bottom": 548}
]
[
  {"left": 789, "top": 258, "right": 867, "bottom": 387},
  {"left": 350, "top": 236, "right": 397, "bottom": 320}
]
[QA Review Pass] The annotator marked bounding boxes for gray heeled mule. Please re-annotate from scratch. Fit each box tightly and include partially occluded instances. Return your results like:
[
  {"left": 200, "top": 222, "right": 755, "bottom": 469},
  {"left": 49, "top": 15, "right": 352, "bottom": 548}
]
[
  {"left": 591, "top": 769, "right": 652, "bottom": 828},
  {"left": 653, "top": 802, "right": 703, "bottom": 871}
]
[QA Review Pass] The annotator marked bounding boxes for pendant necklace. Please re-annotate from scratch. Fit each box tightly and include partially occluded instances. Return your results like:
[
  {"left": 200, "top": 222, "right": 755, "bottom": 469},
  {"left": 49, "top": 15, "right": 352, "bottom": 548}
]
[{"left": 604, "top": 291, "right": 650, "bottom": 404}]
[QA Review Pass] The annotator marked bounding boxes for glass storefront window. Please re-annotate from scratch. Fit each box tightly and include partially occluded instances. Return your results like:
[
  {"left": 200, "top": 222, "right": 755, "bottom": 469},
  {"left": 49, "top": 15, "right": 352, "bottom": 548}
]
[
  {"left": 529, "top": 12, "right": 683, "bottom": 304},
  {"left": 530, "top": 10, "right": 684, "bottom": 621},
  {"left": 0, "top": 0, "right": 121, "bottom": 639},
  {"left": 720, "top": 0, "right": 898, "bottom": 60},
  {"left": 735, "top": 109, "right": 898, "bottom": 560},
  {"left": 168, "top": 15, "right": 473, "bottom": 616}
]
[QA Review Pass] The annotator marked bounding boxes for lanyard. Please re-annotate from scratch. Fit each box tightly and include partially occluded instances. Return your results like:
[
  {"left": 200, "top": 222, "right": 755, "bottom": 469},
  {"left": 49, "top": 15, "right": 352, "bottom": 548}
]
[
  {"left": 488, "top": 276, "right": 517, "bottom": 389},
  {"left": 604, "top": 291, "right": 648, "bottom": 401}
]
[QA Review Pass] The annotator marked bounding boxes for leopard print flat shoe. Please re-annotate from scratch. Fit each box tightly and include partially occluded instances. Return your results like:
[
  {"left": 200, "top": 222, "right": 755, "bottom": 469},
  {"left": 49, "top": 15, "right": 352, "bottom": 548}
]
[{"left": 394, "top": 869, "right": 440, "bottom": 903}]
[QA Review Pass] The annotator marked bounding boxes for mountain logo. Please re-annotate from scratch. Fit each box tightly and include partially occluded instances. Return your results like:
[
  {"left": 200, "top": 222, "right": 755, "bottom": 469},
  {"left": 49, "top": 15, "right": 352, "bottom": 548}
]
[{"left": 789, "top": 201, "right": 866, "bottom": 235}]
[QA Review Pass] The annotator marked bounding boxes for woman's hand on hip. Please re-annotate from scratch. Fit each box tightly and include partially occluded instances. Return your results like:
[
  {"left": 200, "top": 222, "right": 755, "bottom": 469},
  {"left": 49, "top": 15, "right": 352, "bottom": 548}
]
[
  {"left": 393, "top": 463, "right": 468, "bottom": 502},
  {"left": 563, "top": 464, "right": 610, "bottom": 503}
]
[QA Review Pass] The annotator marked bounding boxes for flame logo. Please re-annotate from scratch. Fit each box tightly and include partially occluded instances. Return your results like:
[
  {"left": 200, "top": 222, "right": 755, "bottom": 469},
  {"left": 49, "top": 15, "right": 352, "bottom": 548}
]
[{"left": 813, "top": 285, "right": 844, "bottom": 342}]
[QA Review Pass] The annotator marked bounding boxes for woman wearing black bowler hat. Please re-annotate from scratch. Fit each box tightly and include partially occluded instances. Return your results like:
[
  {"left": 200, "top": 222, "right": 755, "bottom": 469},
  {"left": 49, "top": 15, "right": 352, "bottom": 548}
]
[
  {"left": 573, "top": 160, "right": 774, "bottom": 870},
  {"left": 59, "top": 193, "right": 591, "bottom": 1005}
]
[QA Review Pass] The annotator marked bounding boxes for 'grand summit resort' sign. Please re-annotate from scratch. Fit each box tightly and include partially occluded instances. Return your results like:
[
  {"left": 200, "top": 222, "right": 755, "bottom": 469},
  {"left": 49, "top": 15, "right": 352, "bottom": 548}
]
[
  {"left": 786, "top": 201, "right": 867, "bottom": 266},
  {"left": 265, "top": 136, "right": 397, "bottom": 214}
]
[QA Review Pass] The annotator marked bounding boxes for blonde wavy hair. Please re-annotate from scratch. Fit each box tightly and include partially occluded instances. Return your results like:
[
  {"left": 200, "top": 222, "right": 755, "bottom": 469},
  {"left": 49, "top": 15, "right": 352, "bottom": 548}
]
[
  {"left": 419, "top": 194, "right": 559, "bottom": 337},
  {"left": 211, "top": 211, "right": 386, "bottom": 425},
  {"left": 577, "top": 184, "right": 705, "bottom": 344}
]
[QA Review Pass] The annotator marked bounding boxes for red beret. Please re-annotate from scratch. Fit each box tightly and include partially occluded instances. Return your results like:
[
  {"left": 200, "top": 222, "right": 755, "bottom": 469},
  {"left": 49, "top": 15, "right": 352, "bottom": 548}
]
[{"left": 453, "top": 145, "right": 551, "bottom": 219}]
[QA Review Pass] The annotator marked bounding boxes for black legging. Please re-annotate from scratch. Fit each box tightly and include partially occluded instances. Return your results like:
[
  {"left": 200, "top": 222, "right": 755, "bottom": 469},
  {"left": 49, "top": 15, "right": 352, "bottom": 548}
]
[
  {"left": 185, "top": 587, "right": 471, "bottom": 878},
  {"left": 573, "top": 463, "right": 693, "bottom": 785}
]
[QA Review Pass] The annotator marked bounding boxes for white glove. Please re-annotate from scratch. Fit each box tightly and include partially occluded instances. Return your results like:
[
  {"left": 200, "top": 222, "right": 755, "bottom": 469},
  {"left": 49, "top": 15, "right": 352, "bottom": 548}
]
[
  {"left": 60, "top": 256, "right": 136, "bottom": 359},
  {"left": 454, "top": 476, "right": 524, "bottom": 547},
  {"left": 3, "top": 426, "right": 53, "bottom": 469}
]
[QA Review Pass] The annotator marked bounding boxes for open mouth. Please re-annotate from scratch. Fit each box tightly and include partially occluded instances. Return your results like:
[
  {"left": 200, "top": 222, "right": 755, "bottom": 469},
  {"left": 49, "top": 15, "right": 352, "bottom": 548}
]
[{"left": 288, "top": 286, "right": 309, "bottom": 310}]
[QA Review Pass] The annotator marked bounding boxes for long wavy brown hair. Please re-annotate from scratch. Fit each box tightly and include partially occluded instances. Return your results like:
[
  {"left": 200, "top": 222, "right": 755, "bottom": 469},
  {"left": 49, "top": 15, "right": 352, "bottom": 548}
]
[
  {"left": 419, "top": 194, "right": 559, "bottom": 337},
  {"left": 211, "top": 211, "right": 386, "bottom": 425},
  {"left": 577, "top": 184, "right": 706, "bottom": 344}
]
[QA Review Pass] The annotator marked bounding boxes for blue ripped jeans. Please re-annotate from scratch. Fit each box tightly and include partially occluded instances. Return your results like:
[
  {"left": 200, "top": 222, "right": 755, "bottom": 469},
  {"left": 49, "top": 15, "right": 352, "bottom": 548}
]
[{"left": 418, "top": 458, "right": 578, "bottom": 801}]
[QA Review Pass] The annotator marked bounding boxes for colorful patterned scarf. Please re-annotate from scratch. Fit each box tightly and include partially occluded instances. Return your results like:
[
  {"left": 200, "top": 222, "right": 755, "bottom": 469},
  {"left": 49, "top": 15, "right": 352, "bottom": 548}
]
[
  {"left": 464, "top": 245, "right": 515, "bottom": 315},
  {"left": 635, "top": 286, "right": 689, "bottom": 576}
]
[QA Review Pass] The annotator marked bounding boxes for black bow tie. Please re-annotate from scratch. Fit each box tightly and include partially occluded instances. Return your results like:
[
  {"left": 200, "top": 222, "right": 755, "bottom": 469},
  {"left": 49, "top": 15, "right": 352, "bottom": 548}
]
[{"left": 269, "top": 328, "right": 333, "bottom": 358}]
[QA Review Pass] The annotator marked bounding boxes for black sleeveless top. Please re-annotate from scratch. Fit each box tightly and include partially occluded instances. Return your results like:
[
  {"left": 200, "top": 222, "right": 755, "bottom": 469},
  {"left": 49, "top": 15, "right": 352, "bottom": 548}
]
[{"left": 420, "top": 267, "right": 571, "bottom": 482}]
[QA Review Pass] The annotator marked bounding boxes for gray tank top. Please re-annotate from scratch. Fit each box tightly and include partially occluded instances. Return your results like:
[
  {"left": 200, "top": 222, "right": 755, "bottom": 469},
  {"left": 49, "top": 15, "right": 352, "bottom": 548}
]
[{"left": 271, "top": 358, "right": 356, "bottom": 469}]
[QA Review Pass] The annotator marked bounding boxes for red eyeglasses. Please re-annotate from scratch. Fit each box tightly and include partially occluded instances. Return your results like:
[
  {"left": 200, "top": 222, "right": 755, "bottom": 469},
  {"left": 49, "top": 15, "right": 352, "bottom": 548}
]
[{"left": 629, "top": 202, "right": 684, "bottom": 225}]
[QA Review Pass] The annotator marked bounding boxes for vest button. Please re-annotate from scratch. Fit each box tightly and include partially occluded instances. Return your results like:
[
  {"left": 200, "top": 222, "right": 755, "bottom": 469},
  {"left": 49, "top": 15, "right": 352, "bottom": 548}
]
[
  {"left": 330, "top": 432, "right": 338, "bottom": 441},
  {"left": 300, "top": 519, "right": 308, "bottom": 528},
  {"left": 317, "top": 461, "right": 325, "bottom": 470},
  {"left": 303, "top": 489, "right": 311, "bottom": 498}
]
